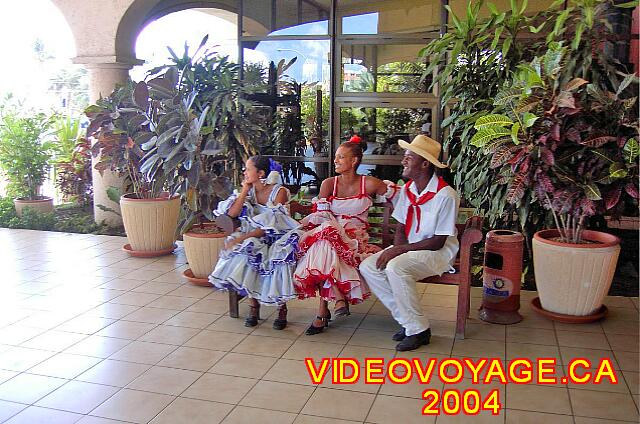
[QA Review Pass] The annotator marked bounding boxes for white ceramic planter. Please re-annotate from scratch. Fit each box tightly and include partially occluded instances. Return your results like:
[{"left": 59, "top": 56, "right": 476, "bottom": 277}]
[
  {"left": 533, "top": 229, "right": 621, "bottom": 316},
  {"left": 14, "top": 196, "right": 54, "bottom": 217},
  {"left": 120, "top": 193, "right": 180, "bottom": 256},
  {"left": 183, "top": 226, "right": 226, "bottom": 284}
]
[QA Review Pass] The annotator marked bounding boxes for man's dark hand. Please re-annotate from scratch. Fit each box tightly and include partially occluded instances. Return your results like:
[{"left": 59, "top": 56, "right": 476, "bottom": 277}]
[{"left": 376, "top": 245, "right": 407, "bottom": 270}]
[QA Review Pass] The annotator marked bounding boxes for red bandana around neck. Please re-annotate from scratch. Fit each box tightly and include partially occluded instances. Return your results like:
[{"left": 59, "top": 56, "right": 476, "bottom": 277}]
[{"left": 404, "top": 176, "right": 448, "bottom": 238}]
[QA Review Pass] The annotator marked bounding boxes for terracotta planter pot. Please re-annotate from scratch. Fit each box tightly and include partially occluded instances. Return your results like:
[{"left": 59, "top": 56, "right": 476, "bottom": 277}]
[
  {"left": 120, "top": 193, "right": 180, "bottom": 256},
  {"left": 14, "top": 196, "right": 54, "bottom": 217},
  {"left": 532, "top": 229, "right": 621, "bottom": 317},
  {"left": 183, "top": 224, "right": 226, "bottom": 286}
]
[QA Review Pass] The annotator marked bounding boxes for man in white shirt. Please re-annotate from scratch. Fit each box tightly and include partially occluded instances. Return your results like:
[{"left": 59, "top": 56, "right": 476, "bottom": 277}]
[{"left": 360, "top": 135, "right": 460, "bottom": 351}]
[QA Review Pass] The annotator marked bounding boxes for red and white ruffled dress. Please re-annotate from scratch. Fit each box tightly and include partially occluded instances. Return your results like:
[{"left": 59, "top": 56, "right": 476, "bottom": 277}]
[{"left": 294, "top": 176, "right": 398, "bottom": 304}]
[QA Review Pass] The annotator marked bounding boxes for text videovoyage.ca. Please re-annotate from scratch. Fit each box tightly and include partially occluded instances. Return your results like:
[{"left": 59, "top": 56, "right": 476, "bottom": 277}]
[{"left": 305, "top": 356, "right": 618, "bottom": 416}]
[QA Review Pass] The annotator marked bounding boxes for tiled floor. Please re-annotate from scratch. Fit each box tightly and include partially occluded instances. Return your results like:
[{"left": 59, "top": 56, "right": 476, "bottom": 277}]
[{"left": 0, "top": 228, "right": 638, "bottom": 424}]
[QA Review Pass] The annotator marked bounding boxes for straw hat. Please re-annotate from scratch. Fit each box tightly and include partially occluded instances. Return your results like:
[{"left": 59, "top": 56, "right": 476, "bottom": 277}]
[{"left": 398, "top": 134, "right": 447, "bottom": 168}]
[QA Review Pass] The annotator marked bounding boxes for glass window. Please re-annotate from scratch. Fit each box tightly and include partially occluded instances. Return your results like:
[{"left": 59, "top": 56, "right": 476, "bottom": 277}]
[
  {"left": 447, "top": 0, "right": 559, "bottom": 22},
  {"left": 338, "top": 0, "right": 440, "bottom": 35},
  {"left": 341, "top": 44, "right": 432, "bottom": 93},
  {"left": 242, "top": 0, "right": 329, "bottom": 37}
]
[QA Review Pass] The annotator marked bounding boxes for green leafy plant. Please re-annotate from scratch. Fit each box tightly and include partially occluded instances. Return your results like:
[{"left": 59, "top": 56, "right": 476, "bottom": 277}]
[
  {"left": 470, "top": 43, "right": 639, "bottom": 243},
  {"left": 0, "top": 110, "right": 54, "bottom": 199}
]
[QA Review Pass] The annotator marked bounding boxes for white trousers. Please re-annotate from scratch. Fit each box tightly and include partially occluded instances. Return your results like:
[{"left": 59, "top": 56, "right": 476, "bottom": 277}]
[{"left": 360, "top": 247, "right": 451, "bottom": 336}]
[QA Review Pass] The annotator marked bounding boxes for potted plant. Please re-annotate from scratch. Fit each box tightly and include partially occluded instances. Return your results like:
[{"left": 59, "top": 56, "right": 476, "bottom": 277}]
[
  {"left": 86, "top": 79, "right": 180, "bottom": 257},
  {"left": 139, "top": 39, "right": 264, "bottom": 283},
  {"left": 470, "top": 43, "right": 638, "bottom": 320},
  {"left": 0, "top": 110, "right": 55, "bottom": 216}
]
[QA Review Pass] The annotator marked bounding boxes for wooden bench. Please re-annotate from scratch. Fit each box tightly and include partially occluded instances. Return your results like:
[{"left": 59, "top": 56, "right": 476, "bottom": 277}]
[{"left": 222, "top": 201, "right": 483, "bottom": 339}]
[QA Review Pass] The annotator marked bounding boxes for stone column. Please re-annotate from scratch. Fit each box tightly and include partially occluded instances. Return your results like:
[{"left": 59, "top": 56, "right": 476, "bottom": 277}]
[{"left": 82, "top": 61, "right": 136, "bottom": 227}]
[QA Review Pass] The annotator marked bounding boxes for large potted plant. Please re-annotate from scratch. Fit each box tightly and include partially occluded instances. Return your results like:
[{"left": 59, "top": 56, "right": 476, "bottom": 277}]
[
  {"left": 140, "top": 39, "right": 264, "bottom": 283},
  {"left": 470, "top": 43, "right": 638, "bottom": 320},
  {"left": 86, "top": 79, "right": 180, "bottom": 257},
  {"left": 0, "top": 110, "right": 55, "bottom": 216}
]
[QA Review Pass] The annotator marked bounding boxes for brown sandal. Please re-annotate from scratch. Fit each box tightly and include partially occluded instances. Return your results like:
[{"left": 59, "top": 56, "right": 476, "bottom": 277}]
[{"left": 334, "top": 299, "right": 351, "bottom": 317}]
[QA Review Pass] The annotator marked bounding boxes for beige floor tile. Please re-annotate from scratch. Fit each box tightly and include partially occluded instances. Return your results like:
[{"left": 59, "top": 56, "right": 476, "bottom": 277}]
[
  {"left": 95, "top": 320, "right": 156, "bottom": 340},
  {"left": 553, "top": 321, "right": 604, "bottom": 334},
  {"left": 206, "top": 316, "right": 257, "bottom": 334},
  {"left": 505, "top": 410, "right": 573, "bottom": 424},
  {"left": 452, "top": 339, "right": 505, "bottom": 359},
  {"left": 284, "top": 340, "right": 344, "bottom": 361},
  {"left": 606, "top": 307, "right": 639, "bottom": 322},
  {"left": 366, "top": 394, "right": 435, "bottom": 424},
  {"left": 109, "top": 340, "right": 177, "bottom": 364},
  {"left": 507, "top": 342, "right": 562, "bottom": 363},
  {"left": 109, "top": 292, "right": 160, "bottom": 307},
  {"left": 607, "top": 333, "right": 639, "bottom": 352},
  {"left": 146, "top": 295, "right": 198, "bottom": 310},
  {"left": 623, "top": 370, "right": 639, "bottom": 395},
  {"left": 512, "top": 311, "right": 555, "bottom": 329},
  {"left": 0, "top": 373, "right": 67, "bottom": 404},
  {"left": 2, "top": 406, "right": 82, "bottom": 424},
  {"left": 27, "top": 352, "right": 102, "bottom": 379},
  {"left": 0, "top": 370, "right": 17, "bottom": 385},
  {"left": 0, "top": 346, "right": 54, "bottom": 371},
  {"left": 138, "top": 324, "right": 200, "bottom": 345},
  {"left": 232, "top": 335, "right": 294, "bottom": 357},
  {"left": 91, "top": 388, "right": 174, "bottom": 424},
  {"left": 186, "top": 299, "right": 230, "bottom": 314},
  {"left": 240, "top": 380, "right": 314, "bottom": 413},
  {"left": 506, "top": 385, "right": 571, "bottom": 415},
  {"left": 556, "top": 330, "right": 610, "bottom": 350},
  {"left": 423, "top": 306, "right": 458, "bottom": 322},
  {"left": 64, "top": 335, "right": 131, "bottom": 358},
  {"left": 601, "top": 318, "right": 638, "bottom": 336},
  {"left": 346, "top": 329, "right": 398, "bottom": 350},
  {"left": 463, "top": 322, "right": 506, "bottom": 342},
  {"left": 615, "top": 350, "right": 639, "bottom": 372},
  {"left": 150, "top": 397, "right": 234, "bottom": 424},
  {"left": 569, "top": 389, "right": 639, "bottom": 421},
  {"left": 209, "top": 352, "right": 278, "bottom": 378},
  {"left": 301, "top": 387, "right": 375, "bottom": 422},
  {"left": 127, "top": 365, "right": 202, "bottom": 395},
  {"left": 121, "top": 307, "right": 178, "bottom": 324},
  {"left": 35, "top": 380, "right": 119, "bottom": 414},
  {"left": 506, "top": 327, "right": 556, "bottom": 345},
  {"left": 0, "top": 400, "right": 27, "bottom": 422},
  {"left": 131, "top": 281, "right": 181, "bottom": 295},
  {"left": 378, "top": 369, "right": 444, "bottom": 399},
  {"left": 263, "top": 358, "right": 320, "bottom": 386},
  {"left": 167, "top": 285, "right": 212, "bottom": 298},
  {"left": 76, "top": 359, "right": 151, "bottom": 387},
  {"left": 338, "top": 345, "right": 397, "bottom": 362},
  {"left": 221, "top": 406, "right": 296, "bottom": 424},
  {"left": 0, "top": 325, "right": 45, "bottom": 345},
  {"left": 357, "top": 314, "right": 400, "bottom": 332},
  {"left": 55, "top": 316, "right": 116, "bottom": 335},
  {"left": 251, "top": 322, "right": 308, "bottom": 340},
  {"left": 434, "top": 410, "right": 504, "bottom": 423},
  {"left": 165, "top": 311, "right": 220, "bottom": 329},
  {"left": 299, "top": 327, "right": 356, "bottom": 345},
  {"left": 184, "top": 329, "right": 246, "bottom": 351},
  {"left": 560, "top": 346, "right": 619, "bottom": 369},
  {"left": 293, "top": 415, "right": 361, "bottom": 424},
  {"left": 182, "top": 373, "right": 256, "bottom": 403},
  {"left": 158, "top": 346, "right": 226, "bottom": 372},
  {"left": 85, "top": 303, "right": 140, "bottom": 320},
  {"left": 573, "top": 417, "right": 639, "bottom": 424},
  {"left": 100, "top": 278, "right": 146, "bottom": 291}
]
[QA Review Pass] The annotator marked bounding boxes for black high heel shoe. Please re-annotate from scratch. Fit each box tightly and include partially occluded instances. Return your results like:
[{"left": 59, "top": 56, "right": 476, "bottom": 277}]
[
  {"left": 244, "top": 304, "right": 260, "bottom": 327},
  {"left": 305, "top": 312, "right": 331, "bottom": 335},
  {"left": 334, "top": 299, "right": 350, "bottom": 317},
  {"left": 272, "top": 304, "right": 288, "bottom": 330}
]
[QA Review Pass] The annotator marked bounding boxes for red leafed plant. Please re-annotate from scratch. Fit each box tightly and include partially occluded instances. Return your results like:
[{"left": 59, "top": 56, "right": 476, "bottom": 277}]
[
  {"left": 55, "top": 137, "right": 93, "bottom": 205},
  {"left": 471, "top": 43, "right": 639, "bottom": 243}
]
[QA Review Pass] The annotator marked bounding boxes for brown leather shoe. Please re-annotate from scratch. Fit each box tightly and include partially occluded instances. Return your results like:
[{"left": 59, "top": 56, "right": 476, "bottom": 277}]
[{"left": 392, "top": 328, "right": 406, "bottom": 341}]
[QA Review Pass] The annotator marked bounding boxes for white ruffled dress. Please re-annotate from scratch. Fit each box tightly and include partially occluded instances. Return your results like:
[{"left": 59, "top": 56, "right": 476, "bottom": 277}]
[{"left": 208, "top": 184, "right": 300, "bottom": 305}]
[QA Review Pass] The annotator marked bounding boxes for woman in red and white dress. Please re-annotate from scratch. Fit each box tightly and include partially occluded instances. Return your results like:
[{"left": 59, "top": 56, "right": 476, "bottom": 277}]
[{"left": 294, "top": 136, "right": 399, "bottom": 335}]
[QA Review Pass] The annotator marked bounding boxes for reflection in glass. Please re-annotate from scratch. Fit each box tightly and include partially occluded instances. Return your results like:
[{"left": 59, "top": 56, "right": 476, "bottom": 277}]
[
  {"left": 242, "top": 0, "right": 329, "bottom": 37},
  {"left": 242, "top": 40, "right": 331, "bottom": 190},
  {"left": 338, "top": 0, "right": 440, "bottom": 35},
  {"left": 341, "top": 44, "right": 431, "bottom": 93}
]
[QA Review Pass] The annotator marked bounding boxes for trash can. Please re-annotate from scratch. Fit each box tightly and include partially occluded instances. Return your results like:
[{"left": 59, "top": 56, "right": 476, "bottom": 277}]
[{"left": 479, "top": 230, "right": 524, "bottom": 324}]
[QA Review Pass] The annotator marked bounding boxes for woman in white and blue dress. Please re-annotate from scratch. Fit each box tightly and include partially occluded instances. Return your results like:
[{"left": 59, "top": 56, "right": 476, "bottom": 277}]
[{"left": 209, "top": 156, "right": 300, "bottom": 330}]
